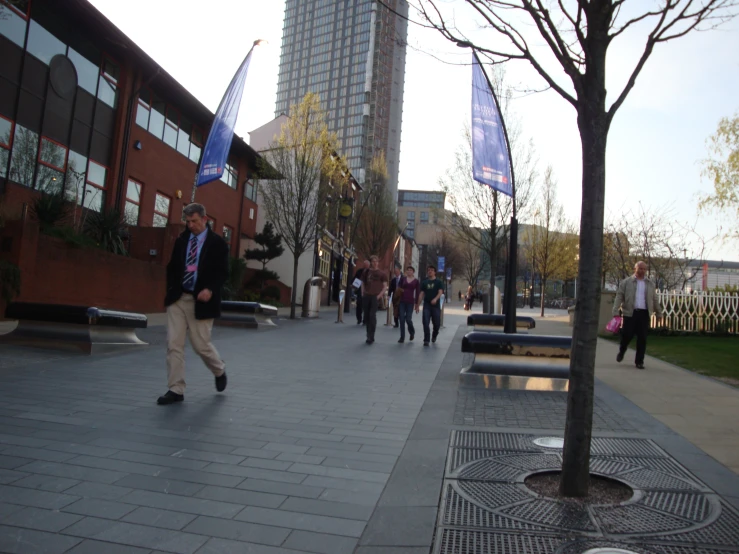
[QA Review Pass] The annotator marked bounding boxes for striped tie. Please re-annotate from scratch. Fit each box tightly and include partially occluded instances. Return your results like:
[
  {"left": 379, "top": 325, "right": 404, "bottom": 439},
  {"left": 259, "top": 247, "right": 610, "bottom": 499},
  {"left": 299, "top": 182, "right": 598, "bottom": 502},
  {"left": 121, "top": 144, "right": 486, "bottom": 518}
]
[{"left": 182, "top": 235, "right": 198, "bottom": 290}]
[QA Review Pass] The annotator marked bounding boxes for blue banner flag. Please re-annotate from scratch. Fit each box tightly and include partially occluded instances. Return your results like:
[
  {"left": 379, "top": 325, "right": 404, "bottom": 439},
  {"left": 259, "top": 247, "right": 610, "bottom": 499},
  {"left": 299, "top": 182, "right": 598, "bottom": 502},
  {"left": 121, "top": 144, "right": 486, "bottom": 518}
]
[
  {"left": 197, "top": 41, "right": 263, "bottom": 187},
  {"left": 437, "top": 256, "right": 445, "bottom": 273},
  {"left": 471, "top": 54, "right": 513, "bottom": 197}
]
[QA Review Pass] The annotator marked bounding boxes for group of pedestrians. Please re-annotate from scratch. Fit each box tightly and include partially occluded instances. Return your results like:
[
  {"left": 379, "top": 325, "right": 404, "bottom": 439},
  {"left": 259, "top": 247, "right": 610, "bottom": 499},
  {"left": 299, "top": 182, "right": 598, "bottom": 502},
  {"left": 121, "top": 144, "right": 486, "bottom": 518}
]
[
  {"left": 354, "top": 259, "right": 445, "bottom": 347},
  {"left": 154, "top": 204, "right": 666, "bottom": 407}
]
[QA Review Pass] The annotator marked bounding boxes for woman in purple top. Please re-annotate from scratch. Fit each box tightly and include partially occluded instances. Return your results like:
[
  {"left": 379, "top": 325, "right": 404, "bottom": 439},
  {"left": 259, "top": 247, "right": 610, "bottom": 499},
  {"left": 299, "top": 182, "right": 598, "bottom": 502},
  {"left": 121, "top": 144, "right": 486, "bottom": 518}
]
[{"left": 398, "top": 266, "right": 421, "bottom": 343}]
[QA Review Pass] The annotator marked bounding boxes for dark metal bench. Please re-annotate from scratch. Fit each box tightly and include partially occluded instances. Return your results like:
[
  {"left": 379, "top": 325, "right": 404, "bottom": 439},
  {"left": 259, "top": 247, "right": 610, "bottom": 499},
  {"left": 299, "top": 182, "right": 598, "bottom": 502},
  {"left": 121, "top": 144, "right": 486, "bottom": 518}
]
[
  {"left": 216, "top": 301, "right": 279, "bottom": 329},
  {"left": 460, "top": 330, "right": 572, "bottom": 382},
  {"left": 467, "top": 313, "right": 536, "bottom": 330},
  {"left": 1, "top": 302, "right": 148, "bottom": 354}
]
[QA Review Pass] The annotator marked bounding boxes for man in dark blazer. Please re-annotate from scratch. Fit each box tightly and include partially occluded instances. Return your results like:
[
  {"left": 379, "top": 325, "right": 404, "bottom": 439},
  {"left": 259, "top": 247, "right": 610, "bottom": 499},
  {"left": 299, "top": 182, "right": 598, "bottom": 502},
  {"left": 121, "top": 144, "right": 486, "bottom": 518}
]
[{"left": 158, "top": 203, "right": 229, "bottom": 405}]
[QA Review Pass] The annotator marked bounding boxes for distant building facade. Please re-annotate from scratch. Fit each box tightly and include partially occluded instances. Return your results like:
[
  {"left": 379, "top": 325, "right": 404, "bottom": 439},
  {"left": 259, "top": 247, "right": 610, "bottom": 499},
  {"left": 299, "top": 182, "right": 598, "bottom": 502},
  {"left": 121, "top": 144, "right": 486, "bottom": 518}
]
[
  {"left": 275, "top": 0, "right": 408, "bottom": 202},
  {"left": 249, "top": 115, "right": 362, "bottom": 306}
]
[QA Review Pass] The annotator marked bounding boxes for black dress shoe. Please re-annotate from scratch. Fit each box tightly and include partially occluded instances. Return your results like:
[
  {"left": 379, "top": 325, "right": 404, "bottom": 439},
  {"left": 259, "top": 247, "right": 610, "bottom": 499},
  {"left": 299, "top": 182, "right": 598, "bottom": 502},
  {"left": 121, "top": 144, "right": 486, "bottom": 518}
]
[
  {"left": 215, "top": 371, "right": 227, "bottom": 392},
  {"left": 432, "top": 333, "right": 438, "bottom": 343},
  {"left": 366, "top": 339, "right": 374, "bottom": 344},
  {"left": 409, "top": 333, "right": 414, "bottom": 341},
  {"left": 636, "top": 363, "right": 645, "bottom": 370},
  {"left": 157, "top": 391, "right": 184, "bottom": 405},
  {"left": 616, "top": 351, "right": 624, "bottom": 363},
  {"left": 423, "top": 341, "right": 429, "bottom": 347},
  {"left": 398, "top": 338, "right": 404, "bottom": 343}
]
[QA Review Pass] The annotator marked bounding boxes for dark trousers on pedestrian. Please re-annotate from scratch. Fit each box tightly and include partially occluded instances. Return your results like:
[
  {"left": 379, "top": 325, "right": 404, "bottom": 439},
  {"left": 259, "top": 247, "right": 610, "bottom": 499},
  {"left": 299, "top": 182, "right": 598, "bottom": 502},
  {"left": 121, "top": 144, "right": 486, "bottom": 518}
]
[
  {"left": 356, "top": 292, "right": 363, "bottom": 323},
  {"left": 398, "top": 302, "right": 415, "bottom": 340},
  {"left": 619, "top": 309, "right": 650, "bottom": 364},
  {"left": 363, "top": 295, "right": 379, "bottom": 340},
  {"left": 422, "top": 303, "right": 441, "bottom": 342}
]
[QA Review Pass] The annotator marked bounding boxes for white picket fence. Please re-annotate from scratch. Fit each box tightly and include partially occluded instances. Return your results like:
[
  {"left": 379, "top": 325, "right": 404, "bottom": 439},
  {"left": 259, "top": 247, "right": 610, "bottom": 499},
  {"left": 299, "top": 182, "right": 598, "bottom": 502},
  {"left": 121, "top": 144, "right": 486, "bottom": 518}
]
[{"left": 655, "top": 290, "right": 739, "bottom": 334}]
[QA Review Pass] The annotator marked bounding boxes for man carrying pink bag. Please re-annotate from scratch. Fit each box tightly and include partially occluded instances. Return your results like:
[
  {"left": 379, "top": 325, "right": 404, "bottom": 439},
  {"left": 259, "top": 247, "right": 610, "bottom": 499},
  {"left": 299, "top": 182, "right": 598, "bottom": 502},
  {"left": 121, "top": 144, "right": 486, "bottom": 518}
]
[{"left": 612, "top": 261, "right": 663, "bottom": 370}]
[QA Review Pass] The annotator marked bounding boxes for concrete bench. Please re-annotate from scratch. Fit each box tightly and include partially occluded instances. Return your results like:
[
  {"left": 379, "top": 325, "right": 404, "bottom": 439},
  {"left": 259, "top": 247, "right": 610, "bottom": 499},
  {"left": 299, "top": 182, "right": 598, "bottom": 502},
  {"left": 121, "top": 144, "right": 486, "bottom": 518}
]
[
  {"left": 467, "top": 313, "right": 536, "bottom": 331},
  {"left": 1, "top": 302, "right": 148, "bottom": 354},
  {"left": 216, "top": 301, "right": 278, "bottom": 329},
  {"left": 460, "top": 331, "right": 572, "bottom": 380}
]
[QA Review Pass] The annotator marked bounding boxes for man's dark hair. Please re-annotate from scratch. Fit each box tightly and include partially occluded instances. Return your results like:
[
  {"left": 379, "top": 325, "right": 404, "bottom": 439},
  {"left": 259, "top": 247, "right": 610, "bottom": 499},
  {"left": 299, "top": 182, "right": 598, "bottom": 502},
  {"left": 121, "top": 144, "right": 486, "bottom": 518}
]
[
  {"left": 427, "top": 265, "right": 436, "bottom": 272},
  {"left": 183, "top": 203, "right": 207, "bottom": 218},
  {"left": 406, "top": 266, "right": 415, "bottom": 272}
]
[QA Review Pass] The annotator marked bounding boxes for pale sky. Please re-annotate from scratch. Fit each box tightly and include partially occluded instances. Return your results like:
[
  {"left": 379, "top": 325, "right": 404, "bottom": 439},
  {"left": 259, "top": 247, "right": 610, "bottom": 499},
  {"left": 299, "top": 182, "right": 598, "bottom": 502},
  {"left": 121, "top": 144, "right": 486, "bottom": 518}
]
[{"left": 88, "top": 0, "right": 738, "bottom": 261}]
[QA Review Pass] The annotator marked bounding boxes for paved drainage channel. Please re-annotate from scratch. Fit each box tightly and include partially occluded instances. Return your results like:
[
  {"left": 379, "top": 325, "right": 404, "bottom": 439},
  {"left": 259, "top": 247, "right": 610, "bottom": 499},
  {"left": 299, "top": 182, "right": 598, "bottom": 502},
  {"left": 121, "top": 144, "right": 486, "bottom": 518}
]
[{"left": 432, "top": 431, "right": 739, "bottom": 554}]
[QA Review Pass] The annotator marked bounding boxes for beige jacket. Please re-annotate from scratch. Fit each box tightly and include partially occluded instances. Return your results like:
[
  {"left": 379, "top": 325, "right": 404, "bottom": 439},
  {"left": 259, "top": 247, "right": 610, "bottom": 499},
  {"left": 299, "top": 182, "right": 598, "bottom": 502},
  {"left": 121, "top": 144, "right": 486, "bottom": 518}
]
[{"left": 613, "top": 276, "right": 662, "bottom": 318}]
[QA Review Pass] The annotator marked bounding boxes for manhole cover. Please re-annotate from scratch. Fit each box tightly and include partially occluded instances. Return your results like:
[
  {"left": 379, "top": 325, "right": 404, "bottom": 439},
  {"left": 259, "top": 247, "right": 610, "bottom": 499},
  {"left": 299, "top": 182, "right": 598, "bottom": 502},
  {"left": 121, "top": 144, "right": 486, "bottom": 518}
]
[
  {"left": 534, "top": 437, "right": 564, "bottom": 448},
  {"left": 583, "top": 549, "right": 640, "bottom": 554}
]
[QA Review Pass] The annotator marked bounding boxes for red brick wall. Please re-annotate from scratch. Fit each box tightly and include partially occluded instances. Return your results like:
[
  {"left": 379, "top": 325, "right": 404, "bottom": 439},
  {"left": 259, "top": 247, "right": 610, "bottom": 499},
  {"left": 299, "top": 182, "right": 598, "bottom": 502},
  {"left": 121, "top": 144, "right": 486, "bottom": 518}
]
[{"left": 2, "top": 220, "right": 166, "bottom": 313}]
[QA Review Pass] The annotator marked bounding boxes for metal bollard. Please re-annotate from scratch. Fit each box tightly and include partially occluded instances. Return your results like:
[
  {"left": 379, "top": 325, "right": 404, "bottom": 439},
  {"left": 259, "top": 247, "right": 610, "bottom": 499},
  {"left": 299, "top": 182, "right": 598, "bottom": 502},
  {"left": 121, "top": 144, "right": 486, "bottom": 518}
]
[
  {"left": 336, "top": 290, "right": 345, "bottom": 323},
  {"left": 384, "top": 293, "right": 393, "bottom": 326},
  {"left": 440, "top": 296, "right": 445, "bottom": 328}
]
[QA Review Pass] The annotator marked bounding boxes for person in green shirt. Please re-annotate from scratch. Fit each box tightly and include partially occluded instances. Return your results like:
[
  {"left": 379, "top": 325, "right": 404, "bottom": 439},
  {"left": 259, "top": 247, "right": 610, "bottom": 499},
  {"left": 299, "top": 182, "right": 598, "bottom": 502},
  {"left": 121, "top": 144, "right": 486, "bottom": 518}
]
[{"left": 417, "top": 265, "right": 444, "bottom": 346}]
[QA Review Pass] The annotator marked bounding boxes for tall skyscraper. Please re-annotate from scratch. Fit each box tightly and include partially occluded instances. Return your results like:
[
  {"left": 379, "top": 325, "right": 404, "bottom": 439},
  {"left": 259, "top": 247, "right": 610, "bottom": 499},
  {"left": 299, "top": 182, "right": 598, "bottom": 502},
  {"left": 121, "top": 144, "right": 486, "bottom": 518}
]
[{"left": 275, "top": 0, "right": 408, "bottom": 202}]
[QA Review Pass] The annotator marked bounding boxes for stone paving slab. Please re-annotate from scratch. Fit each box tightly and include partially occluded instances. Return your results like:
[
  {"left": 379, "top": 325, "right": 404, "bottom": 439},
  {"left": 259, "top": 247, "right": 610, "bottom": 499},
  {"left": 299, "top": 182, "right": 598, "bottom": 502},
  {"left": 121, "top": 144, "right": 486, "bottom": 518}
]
[{"left": 0, "top": 310, "right": 458, "bottom": 553}]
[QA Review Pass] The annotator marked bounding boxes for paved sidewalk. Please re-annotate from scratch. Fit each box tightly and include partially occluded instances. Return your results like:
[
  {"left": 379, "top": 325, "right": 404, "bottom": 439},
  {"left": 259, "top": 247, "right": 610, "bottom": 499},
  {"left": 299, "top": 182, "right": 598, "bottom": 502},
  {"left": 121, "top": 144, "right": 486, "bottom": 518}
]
[
  {"left": 0, "top": 305, "right": 464, "bottom": 553},
  {"left": 1, "top": 304, "right": 738, "bottom": 553},
  {"left": 536, "top": 317, "right": 739, "bottom": 475}
]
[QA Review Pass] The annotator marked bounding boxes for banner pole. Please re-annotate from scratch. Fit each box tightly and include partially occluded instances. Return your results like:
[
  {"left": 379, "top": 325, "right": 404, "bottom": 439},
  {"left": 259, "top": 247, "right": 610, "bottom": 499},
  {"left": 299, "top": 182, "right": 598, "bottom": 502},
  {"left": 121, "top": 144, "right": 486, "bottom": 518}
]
[{"left": 472, "top": 51, "right": 518, "bottom": 334}]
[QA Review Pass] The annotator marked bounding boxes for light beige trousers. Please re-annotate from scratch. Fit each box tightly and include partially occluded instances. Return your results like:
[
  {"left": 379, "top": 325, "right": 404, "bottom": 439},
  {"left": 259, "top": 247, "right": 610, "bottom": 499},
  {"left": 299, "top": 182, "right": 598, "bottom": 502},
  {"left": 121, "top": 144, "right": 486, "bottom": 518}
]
[{"left": 166, "top": 294, "right": 225, "bottom": 395}]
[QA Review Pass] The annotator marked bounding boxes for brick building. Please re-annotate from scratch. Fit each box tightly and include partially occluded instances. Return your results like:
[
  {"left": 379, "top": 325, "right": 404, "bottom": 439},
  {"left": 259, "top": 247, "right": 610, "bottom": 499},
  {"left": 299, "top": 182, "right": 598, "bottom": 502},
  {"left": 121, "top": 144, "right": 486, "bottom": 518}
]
[{"left": 0, "top": 0, "right": 271, "bottom": 312}]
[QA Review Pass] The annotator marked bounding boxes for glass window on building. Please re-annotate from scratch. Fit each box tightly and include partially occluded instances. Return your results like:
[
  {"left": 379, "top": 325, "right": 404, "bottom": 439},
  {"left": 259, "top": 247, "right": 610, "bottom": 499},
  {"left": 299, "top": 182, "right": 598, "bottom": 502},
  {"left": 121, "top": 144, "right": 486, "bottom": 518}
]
[
  {"left": 0, "top": 115, "right": 13, "bottom": 179},
  {"left": 0, "top": 3, "right": 28, "bottom": 47},
  {"left": 83, "top": 160, "right": 107, "bottom": 212},
  {"left": 36, "top": 137, "right": 67, "bottom": 194},
  {"left": 135, "top": 88, "right": 151, "bottom": 129},
  {"left": 148, "top": 95, "right": 166, "bottom": 139},
  {"left": 177, "top": 117, "right": 192, "bottom": 158},
  {"left": 244, "top": 179, "right": 257, "bottom": 201},
  {"left": 222, "top": 225, "right": 233, "bottom": 247},
  {"left": 189, "top": 128, "right": 203, "bottom": 164},
  {"left": 153, "top": 193, "right": 170, "bottom": 227},
  {"left": 67, "top": 47, "right": 99, "bottom": 96},
  {"left": 220, "top": 157, "right": 238, "bottom": 189},
  {"left": 97, "top": 57, "right": 119, "bottom": 108},
  {"left": 26, "top": 20, "right": 65, "bottom": 64},
  {"left": 319, "top": 247, "right": 331, "bottom": 277},
  {"left": 64, "top": 150, "right": 87, "bottom": 205},
  {"left": 420, "top": 211, "right": 429, "bottom": 223},
  {"left": 163, "top": 106, "right": 178, "bottom": 149},
  {"left": 8, "top": 124, "right": 38, "bottom": 188},
  {"left": 406, "top": 211, "right": 414, "bottom": 220},
  {"left": 124, "top": 179, "right": 142, "bottom": 225}
]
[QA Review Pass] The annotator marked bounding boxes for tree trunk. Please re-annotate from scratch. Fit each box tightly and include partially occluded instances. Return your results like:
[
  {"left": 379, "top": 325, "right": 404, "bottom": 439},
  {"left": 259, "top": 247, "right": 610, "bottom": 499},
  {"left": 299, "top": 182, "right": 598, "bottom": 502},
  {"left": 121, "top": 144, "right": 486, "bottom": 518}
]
[
  {"left": 290, "top": 254, "right": 299, "bottom": 319},
  {"left": 560, "top": 84, "right": 610, "bottom": 496},
  {"left": 540, "top": 278, "right": 546, "bottom": 317}
]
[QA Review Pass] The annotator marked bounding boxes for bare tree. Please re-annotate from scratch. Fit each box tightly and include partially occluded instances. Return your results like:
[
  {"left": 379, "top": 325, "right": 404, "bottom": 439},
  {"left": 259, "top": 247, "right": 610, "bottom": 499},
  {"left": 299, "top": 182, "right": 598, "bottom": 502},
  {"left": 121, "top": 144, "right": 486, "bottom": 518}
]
[
  {"left": 414, "top": 0, "right": 737, "bottom": 496},
  {"left": 259, "top": 93, "right": 340, "bottom": 319},
  {"left": 458, "top": 233, "right": 488, "bottom": 287},
  {"left": 604, "top": 204, "right": 707, "bottom": 291},
  {"left": 353, "top": 152, "right": 398, "bottom": 261},
  {"left": 524, "top": 167, "right": 572, "bottom": 316},
  {"left": 429, "top": 230, "right": 463, "bottom": 276}
]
